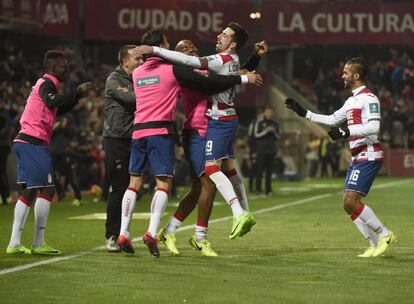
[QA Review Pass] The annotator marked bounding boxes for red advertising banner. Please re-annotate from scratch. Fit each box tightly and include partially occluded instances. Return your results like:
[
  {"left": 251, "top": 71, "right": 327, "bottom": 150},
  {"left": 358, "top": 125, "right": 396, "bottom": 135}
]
[
  {"left": 0, "top": 0, "right": 78, "bottom": 38},
  {"left": 36, "top": 0, "right": 78, "bottom": 38},
  {"left": 84, "top": 0, "right": 253, "bottom": 43},
  {"left": 384, "top": 149, "right": 414, "bottom": 176},
  {"left": 0, "top": 0, "right": 41, "bottom": 25},
  {"left": 261, "top": 1, "right": 414, "bottom": 45}
]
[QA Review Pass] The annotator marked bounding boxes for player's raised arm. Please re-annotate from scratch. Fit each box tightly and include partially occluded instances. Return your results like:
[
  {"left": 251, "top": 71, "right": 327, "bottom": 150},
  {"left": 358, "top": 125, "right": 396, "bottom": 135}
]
[
  {"left": 241, "top": 40, "right": 269, "bottom": 72},
  {"left": 285, "top": 97, "right": 347, "bottom": 127},
  {"left": 132, "top": 45, "right": 209, "bottom": 69}
]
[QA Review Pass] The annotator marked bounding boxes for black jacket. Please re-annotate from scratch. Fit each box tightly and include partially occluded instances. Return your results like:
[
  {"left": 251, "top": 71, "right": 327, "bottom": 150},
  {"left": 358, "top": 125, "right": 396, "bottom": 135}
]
[
  {"left": 254, "top": 118, "right": 281, "bottom": 155},
  {"left": 103, "top": 66, "right": 136, "bottom": 139}
]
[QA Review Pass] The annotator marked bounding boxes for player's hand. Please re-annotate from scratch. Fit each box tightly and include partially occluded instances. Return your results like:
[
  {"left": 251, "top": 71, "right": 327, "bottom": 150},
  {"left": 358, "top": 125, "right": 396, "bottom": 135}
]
[
  {"left": 266, "top": 126, "right": 276, "bottom": 133},
  {"left": 239, "top": 69, "right": 249, "bottom": 75},
  {"left": 131, "top": 45, "right": 154, "bottom": 57},
  {"left": 76, "top": 82, "right": 95, "bottom": 97},
  {"left": 328, "top": 127, "right": 350, "bottom": 141},
  {"left": 254, "top": 41, "right": 269, "bottom": 56},
  {"left": 78, "top": 82, "right": 94, "bottom": 92},
  {"left": 285, "top": 98, "right": 307, "bottom": 117},
  {"left": 246, "top": 71, "right": 263, "bottom": 86}
]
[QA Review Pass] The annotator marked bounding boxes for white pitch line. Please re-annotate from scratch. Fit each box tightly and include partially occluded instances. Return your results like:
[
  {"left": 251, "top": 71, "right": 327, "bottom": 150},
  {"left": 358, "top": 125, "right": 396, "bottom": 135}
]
[{"left": 0, "top": 179, "right": 411, "bottom": 276}]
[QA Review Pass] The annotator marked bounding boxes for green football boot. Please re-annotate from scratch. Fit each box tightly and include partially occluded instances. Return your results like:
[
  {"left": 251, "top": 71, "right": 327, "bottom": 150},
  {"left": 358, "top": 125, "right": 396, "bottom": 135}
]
[
  {"left": 229, "top": 211, "right": 256, "bottom": 239},
  {"left": 6, "top": 244, "right": 31, "bottom": 254},
  {"left": 157, "top": 229, "right": 179, "bottom": 255},
  {"left": 189, "top": 235, "right": 218, "bottom": 257},
  {"left": 31, "top": 242, "right": 62, "bottom": 255}
]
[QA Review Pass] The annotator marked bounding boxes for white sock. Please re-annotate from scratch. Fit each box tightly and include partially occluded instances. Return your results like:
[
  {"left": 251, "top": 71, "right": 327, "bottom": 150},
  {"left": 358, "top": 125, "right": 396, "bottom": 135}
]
[
  {"left": 357, "top": 204, "right": 389, "bottom": 237},
  {"left": 228, "top": 171, "right": 249, "bottom": 211},
  {"left": 9, "top": 198, "right": 31, "bottom": 247},
  {"left": 164, "top": 216, "right": 182, "bottom": 235},
  {"left": 208, "top": 171, "right": 244, "bottom": 217},
  {"left": 148, "top": 189, "right": 169, "bottom": 237},
  {"left": 352, "top": 217, "right": 378, "bottom": 247},
  {"left": 119, "top": 188, "right": 138, "bottom": 239},
  {"left": 33, "top": 196, "right": 51, "bottom": 247},
  {"left": 195, "top": 225, "right": 208, "bottom": 242}
]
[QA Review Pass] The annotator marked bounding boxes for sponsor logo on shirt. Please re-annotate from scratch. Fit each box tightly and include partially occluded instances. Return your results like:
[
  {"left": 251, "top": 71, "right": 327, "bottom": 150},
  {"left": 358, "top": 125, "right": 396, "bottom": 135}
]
[
  {"left": 369, "top": 103, "right": 379, "bottom": 113},
  {"left": 137, "top": 76, "right": 160, "bottom": 86}
]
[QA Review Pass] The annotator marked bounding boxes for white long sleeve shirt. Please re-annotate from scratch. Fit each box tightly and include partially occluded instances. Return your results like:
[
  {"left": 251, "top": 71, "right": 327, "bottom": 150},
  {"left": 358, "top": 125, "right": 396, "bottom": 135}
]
[{"left": 306, "top": 86, "right": 383, "bottom": 163}]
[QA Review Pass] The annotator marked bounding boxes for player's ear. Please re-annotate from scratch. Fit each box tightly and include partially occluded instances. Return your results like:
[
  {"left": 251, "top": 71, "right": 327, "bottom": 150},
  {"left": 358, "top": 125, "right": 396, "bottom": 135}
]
[{"left": 354, "top": 73, "right": 360, "bottom": 80}]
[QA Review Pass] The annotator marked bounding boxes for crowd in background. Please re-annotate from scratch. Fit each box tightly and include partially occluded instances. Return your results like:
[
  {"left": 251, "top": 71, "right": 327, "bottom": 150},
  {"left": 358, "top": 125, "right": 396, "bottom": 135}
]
[
  {"left": 1, "top": 40, "right": 414, "bottom": 202},
  {"left": 294, "top": 50, "right": 414, "bottom": 150}
]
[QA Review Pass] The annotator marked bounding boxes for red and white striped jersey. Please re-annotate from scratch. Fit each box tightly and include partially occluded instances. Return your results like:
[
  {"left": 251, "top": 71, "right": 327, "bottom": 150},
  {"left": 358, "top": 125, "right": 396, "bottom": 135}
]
[
  {"left": 204, "top": 52, "right": 240, "bottom": 121},
  {"left": 306, "top": 86, "right": 383, "bottom": 163}
]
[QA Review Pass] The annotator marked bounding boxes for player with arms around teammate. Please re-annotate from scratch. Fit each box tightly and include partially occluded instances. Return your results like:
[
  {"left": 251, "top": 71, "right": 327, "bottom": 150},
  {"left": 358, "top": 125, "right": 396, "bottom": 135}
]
[
  {"left": 103, "top": 45, "right": 144, "bottom": 252},
  {"left": 6, "top": 50, "right": 93, "bottom": 255},
  {"left": 116, "top": 29, "right": 262, "bottom": 256},
  {"left": 133, "top": 22, "right": 264, "bottom": 239},
  {"left": 159, "top": 39, "right": 268, "bottom": 256},
  {"left": 285, "top": 57, "right": 396, "bottom": 257}
]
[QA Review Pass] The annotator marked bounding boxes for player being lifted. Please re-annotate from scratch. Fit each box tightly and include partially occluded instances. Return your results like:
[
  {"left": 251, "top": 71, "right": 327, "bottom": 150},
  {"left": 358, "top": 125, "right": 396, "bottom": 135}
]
[
  {"left": 285, "top": 57, "right": 396, "bottom": 258},
  {"left": 116, "top": 29, "right": 262, "bottom": 256},
  {"left": 133, "top": 22, "right": 263, "bottom": 239},
  {"left": 157, "top": 39, "right": 268, "bottom": 256}
]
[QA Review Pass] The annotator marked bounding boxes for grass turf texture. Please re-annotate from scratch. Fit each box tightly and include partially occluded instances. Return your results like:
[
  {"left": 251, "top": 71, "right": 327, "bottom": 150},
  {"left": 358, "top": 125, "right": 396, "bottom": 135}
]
[{"left": 0, "top": 177, "right": 413, "bottom": 303}]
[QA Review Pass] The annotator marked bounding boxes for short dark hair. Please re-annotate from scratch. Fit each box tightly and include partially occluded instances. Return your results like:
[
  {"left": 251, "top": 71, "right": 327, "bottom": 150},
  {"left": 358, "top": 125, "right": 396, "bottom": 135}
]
[
  {"left": 118, "top": 45, "right": 137, "bottom": 65},
  {"left": 346, "top": 57, "right": 368, "bottom": 81},
  {"left": 141, "top": 29, "right": 165, "bottom": 47},
  {"left": 228, "top": 22, "right": 249, "bottom": 50},
  {"left": 43, "top": 50, "right": 65, "bottom": 68}
]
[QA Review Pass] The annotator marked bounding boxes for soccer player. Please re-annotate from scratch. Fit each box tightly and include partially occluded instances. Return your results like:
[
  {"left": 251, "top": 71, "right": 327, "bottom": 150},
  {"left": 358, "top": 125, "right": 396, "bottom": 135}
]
[
  {"left": 116, "top": 29, "right": 262, "bottom": 256},
  {"left": 285, "top": 57, "right": 396, "bottom": 257},
  {"left": 132, "top": 22, "right": 266, "bottom": 239},
  {"left": 103, "top": 45, "right": 144, "bottom": 252},
  {"left": 158, "top": 39, "right": 268, "bottom": 256},
  {"left": 6, "top": 50, "right": 93, "bottom": 255}
]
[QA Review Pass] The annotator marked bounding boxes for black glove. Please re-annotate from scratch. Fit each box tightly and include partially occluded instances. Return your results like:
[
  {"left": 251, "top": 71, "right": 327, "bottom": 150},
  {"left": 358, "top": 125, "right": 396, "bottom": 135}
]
[
  {"left": 328, "top": 127, "right": 350, "bottom": 141},
  {"left": 285, "top": 98, "right": 307, "bottom": 117}
]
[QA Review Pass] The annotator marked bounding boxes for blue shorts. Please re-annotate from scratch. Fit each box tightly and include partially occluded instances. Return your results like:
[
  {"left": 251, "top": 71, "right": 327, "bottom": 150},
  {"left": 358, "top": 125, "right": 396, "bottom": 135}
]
[
  {"left": 344, "top": 161, "right": 382, "bottom": 196},
  {"left": 129, "top": 135, "right": 175, "bottom": 177},
  {"left": 205, "top": 119, "right": 238, "bottom": 162},
  {"left": 182, "top": 133, "right": 206, "bottom": 178},
  {"left": 14, "top": 142, "right": 54, "bottom": 189}
]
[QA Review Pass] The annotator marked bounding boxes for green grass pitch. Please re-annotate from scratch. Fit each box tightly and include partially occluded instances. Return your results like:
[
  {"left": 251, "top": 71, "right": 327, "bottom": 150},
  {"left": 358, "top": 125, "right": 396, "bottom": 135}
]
[{"left": 0, "top": 177, "right": 413, "bottom": 303}]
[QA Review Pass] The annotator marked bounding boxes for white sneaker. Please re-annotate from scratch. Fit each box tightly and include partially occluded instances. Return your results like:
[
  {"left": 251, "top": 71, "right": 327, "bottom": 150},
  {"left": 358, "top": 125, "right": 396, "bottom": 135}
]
[{"left": 106, "top": 236, "right": 121, "bottom": 252}]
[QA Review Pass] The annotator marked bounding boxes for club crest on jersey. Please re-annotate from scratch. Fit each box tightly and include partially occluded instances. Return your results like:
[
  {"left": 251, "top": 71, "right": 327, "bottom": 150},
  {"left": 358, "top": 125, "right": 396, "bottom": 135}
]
[
  {"left": 137, "top": 76, "right": 160, "bottom": 86},
  {"left": 369, "top": 103, "right": 379, "bottom": 114}
]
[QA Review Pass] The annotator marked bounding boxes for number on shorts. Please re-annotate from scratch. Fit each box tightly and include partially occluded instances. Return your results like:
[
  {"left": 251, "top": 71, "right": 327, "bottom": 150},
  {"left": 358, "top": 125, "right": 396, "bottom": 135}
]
[
  {"left": 349, "top": 169, "right": 360, "bottom": 182},
  {"left": 205, "top": 140, "right": 213, "bottom": 153}
]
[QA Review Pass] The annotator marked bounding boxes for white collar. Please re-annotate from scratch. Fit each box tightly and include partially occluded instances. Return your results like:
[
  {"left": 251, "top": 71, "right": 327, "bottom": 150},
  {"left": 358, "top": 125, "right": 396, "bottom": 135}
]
[{"left": 352, "top": 85, "right": 366, "bottom": 96}]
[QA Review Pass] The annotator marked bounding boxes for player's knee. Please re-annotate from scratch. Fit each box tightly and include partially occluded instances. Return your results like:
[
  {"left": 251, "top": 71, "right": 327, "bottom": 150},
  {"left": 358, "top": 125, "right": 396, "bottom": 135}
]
[
  {"left": 41, "top": 187, "right": 56, "bottom": 199},
  {"left": 224, "top": 168, "right": 240, "bottom": 183},
  {"left": 20, "top": 188, "right": 37, "bottom": 204},
  {"left": 190, "top": 180, "right": 202, "bottom": 195},
  {"left": 204, "top": 165, "right": 221, "bottom": 176},
  {"left": 342, "top": 196, "right": 358, "bottom": 214}
]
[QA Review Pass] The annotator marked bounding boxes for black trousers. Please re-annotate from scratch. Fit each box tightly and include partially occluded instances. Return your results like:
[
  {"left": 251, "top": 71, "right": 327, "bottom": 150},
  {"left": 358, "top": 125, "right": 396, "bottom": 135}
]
[
  {"left": 255, "top": 153, "right": 275, "bottom": 194},
  {"left": 0, "top": 146, "right": 10, "bottom": 204},
  {"left": 52, "top": 153, "right": 81, "bottom": 200},
  {"left": 104, "top": 137, "right": 131, "bottom": 239}
]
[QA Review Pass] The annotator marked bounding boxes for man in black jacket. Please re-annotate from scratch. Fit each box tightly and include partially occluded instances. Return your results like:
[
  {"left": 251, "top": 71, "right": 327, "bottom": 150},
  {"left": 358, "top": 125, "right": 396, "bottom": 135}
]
[
  {"left": 103, "top": 45, "right": 144, "bottom": 252},
  {"left": 254, "top": 106, "right": 281, "bottom": 196}
]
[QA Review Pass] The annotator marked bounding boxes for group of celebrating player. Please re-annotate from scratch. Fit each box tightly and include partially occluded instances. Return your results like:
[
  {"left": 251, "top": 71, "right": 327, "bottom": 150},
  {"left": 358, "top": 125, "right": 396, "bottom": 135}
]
[{"left": 6, "top": 21, "right": 396, "bottom": 259}]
